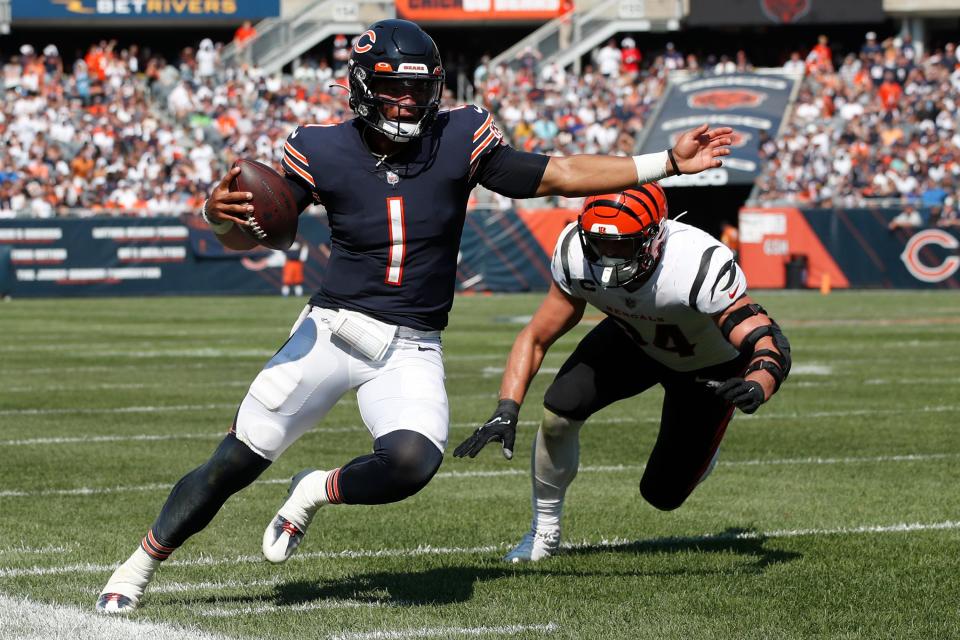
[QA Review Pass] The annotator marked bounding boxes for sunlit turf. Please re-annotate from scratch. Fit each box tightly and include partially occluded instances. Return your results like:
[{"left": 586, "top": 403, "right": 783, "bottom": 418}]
[{"left": 1, "top": 291, "right": 959, "bottom": 639}]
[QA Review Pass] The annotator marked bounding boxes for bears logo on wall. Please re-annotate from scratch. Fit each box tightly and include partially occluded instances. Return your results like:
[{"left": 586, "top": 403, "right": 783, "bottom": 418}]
[
  {"left": 760, "top": 0, "right": 812, "bottom": 24},
  {"left": 688, "top": 89, "right": 767, "bottom": 110}
]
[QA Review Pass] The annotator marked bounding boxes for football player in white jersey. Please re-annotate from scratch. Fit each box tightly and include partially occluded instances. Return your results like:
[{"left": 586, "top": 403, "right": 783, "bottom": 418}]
[{"left": 454, "top": 184, "right": 792, "bottom": 562}]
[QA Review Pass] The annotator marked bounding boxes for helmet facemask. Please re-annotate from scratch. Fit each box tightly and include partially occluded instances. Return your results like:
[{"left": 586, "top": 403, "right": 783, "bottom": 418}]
[
  {"left": 580, "top": 223, "right": 663, "bottom": 288},
  {"left": 349, "top": 62, "right": 443, "bottom": 142}
]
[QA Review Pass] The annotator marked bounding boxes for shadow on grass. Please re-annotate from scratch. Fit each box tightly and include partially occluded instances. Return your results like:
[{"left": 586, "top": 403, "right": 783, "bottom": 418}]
[
  {"left": 174, "top": 528, "right": 799, "bottom": 609},
  {"left": 562, "top": 526, "right": 801, "bottom": 572}
]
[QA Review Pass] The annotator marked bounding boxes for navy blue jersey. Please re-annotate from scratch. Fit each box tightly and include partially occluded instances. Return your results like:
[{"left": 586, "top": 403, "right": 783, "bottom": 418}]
[{"left": 280, "top": 106, "right": 546, "bottom": 331}]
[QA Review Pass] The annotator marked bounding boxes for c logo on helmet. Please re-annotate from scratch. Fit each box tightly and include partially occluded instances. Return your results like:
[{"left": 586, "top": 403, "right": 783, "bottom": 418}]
[
  {"left": 900, "top": 229, "right": 960, "bottom": 283},
  {"left": 354, "top": 30, "right": 376, "bottom": 54}
]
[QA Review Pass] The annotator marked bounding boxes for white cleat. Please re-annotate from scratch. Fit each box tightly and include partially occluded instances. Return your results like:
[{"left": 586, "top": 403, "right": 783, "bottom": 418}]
[
  {"left": 262, "top": 469, "right": 326, "bottom": 564},
  {"left": 504, "top": 528, "right": 561, "bottom": 563},
  {"left": 95, "top": 564, "right": 149, "bottom": 614}
]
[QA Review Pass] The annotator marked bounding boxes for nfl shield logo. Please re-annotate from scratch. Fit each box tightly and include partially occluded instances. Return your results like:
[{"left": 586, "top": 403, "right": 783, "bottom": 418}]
[
  {"left": 386, "top": 171, "right": 399, "bottom": 185},
  {"left": 625, "top": 298, "right": 636, "bottom": 309},
  {"left": 760, "top": 0, "right": 811, "bottom": 24}
]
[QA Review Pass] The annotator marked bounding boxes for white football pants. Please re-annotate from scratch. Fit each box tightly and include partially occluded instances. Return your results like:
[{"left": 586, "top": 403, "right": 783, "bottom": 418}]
[{"left": 233, "top": 306, "right": 448, "bottom": 461}]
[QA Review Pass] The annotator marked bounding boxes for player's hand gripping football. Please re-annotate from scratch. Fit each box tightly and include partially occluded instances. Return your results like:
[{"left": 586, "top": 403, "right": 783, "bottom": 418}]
[
  {"left": 454, "top": 400, "right": 521, "bottom": 460},
  {"left": 205, "top": 166, "right": 253, "bottom": 228},
  {"left": 671, "top": 124, "right": 734, "bottom": 174}
]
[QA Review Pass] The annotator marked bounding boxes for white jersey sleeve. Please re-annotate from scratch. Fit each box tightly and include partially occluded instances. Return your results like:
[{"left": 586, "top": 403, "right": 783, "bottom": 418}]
[
  {"left": 549, "top": 222, "right": 583, "bottom": 296},
  {"left": 687, "top": 242, "right": 747, "bottom": 315}
]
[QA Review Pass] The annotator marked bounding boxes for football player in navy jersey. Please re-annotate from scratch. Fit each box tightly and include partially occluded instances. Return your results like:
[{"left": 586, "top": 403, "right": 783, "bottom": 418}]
[{"left": 96, "top": 18, "right": 734, "bottom": 613}]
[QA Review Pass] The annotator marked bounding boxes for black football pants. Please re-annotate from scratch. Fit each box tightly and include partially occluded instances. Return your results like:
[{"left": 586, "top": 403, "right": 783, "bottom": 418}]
[{"left": 543, "top": 317, "right": 748, "bottom": 511}]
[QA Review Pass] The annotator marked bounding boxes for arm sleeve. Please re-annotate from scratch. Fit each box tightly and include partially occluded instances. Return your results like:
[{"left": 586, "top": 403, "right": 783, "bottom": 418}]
[
  {"left": 688, "top": 244, "right": 748, "bottom": 315},
  {"left": 279, "top": 127, "right": 317, "bottom": 211},
  {"left": 549, "top": 223, "right": 582, "bottom": 296},
  {"left": 475, "top": 144, "right": 550, "bottom": 199}
]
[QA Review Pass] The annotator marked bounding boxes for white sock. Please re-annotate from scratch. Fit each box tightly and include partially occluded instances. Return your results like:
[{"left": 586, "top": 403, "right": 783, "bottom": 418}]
[
  {"left": 103, "top": 547, "right": 159, "bottom": 598},
  {"left": 278, "top": 469, "right": 333, "bottom": 528},
  {"left": 530, "top": 411, "right": 583, "bottom": 533}
]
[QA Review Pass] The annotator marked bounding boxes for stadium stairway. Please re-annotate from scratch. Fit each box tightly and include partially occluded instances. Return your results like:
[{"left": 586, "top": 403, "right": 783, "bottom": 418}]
[
  {"left": 488, "top": 0, "right": 683, "bottom": 73},
  {"left": 219, "top": 0, "right": 394, "bottom": 75}
]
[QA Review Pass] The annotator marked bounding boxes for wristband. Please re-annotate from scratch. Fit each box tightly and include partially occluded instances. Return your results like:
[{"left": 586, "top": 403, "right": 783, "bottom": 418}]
[
  {"left": 667, "top": 148, "right": 682, "bottom": 175},
  {"left": 201, "top": 199, "right": 235, "bottom": 235},
  {"left": 631, "top": 151, "right": 669, "bottom": 185}
]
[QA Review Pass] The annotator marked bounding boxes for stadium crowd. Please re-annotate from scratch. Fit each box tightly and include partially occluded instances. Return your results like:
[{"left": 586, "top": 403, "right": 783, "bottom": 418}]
[
  {"left": 0, "top": 31, "right": 958, "bottom": 226},
  {"left": 754, "top": 33, "right": 960, "bottom": 226}
]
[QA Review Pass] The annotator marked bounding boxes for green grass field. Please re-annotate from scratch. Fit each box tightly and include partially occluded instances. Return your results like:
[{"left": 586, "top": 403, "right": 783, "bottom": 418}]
[{"left": 1, "top": 291, "right": 959, "bottom": 640}]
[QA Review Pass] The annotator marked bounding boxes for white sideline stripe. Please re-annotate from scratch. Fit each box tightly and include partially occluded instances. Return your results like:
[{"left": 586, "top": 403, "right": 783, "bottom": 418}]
[
  {"left": 4, "top": 401, "right": 959, "bottom": 422},
  {"left": 0, "top": 593, "right": 234, "bottom": 640},
  {"left": 0, "top": 453, "right": 955, "bottom": 499},
  {"left": 1, "top": 521, "right": 957, "bottom": 580},
  {"left": 330, "top": 622, "right": 559, "bottom": 640}
]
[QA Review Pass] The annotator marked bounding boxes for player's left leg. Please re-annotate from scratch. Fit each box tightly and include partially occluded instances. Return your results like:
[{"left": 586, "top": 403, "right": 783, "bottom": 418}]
[
  {"left": 508, "top": 318, "right": 661, "bottom": 562},
  {"left": 263, "top": 333, "right": 447, "bottom": 562},
  {"left": 639, "top": 356, "right": 749, "bottom": 511}
]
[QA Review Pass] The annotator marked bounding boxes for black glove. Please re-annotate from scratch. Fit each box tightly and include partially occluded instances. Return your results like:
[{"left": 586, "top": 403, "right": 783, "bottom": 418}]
[
  {"left": 715, "top": 378, "right": 765, "bottom": 414},
  {"left": 453, "top": 399, "right": 520, "bottom": 460}
]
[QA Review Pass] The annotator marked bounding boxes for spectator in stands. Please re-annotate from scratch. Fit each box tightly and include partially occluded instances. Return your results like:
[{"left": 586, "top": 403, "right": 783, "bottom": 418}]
[
  {"left": 663, "top": 42, "right": 683, "bottom": 70},
  {"left": 620, "top": 38, "right": 641, "bottom": 76},
  {"left": 807, "top": 34, "right": 833, "bottom": 73},
  {"left": 595, "top": 39, "right": 621, "bottom": 78},
  {"left": 196, "top": 39, "right": 219, "bottom": 81},
  {"left": 888, "top": 205, "right": 922, "bottom": 230},
  {"left": 234, "top": 20, "right": 257, "bottom": 47}
]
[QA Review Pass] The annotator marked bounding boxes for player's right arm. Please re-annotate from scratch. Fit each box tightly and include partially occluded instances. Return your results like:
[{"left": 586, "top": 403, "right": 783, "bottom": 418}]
[
  {"left": 498, "top": 282, "right": 586, "bottom": 406},
  {"left": 454, "top": 282, "right": 585, "bottom": 460}
]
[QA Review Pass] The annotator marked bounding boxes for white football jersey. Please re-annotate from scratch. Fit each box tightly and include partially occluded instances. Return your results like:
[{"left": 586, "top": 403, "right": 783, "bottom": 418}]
[{"left": 550, "top": 219, "right": 745, "bottom": 372}]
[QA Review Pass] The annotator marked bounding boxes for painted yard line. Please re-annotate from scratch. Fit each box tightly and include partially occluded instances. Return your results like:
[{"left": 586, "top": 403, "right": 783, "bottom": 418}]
[
  {"left": 4, "top": 381, "right": 250, "bottom": 394},
  {"left": 198, "top": 599, "right": 392, "bottom": 617},
  {"left": 0, "top": 403, "right": 236, "bottom": 417},
  {"left": 78, "top": 577, "right": 286, "bottom": 595},
  {"left": 1, "top": 453, "right": 954, "bottom": 500},
  {"left": 330, "top": 622, "right": 559, "bottom": 640},
  {"left": 0, "top": 545, "right": 74, "bottom": 556},
  {"left": 3, "top": 400, "right": 959, "bottom": 439},
  {"left": 1, "top": 521, "right": 957, "bottom": 579},
  {"left": 0, "top": 593, "right": 234, "bottom": 640},
  {"left": 31, "top": 397, "right": 957, "bottom": 420}
]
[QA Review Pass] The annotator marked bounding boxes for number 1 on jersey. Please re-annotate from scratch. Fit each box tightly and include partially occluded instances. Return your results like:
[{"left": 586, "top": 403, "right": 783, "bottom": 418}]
[{"left": 385, "top": 196, "right": 406, "bottom": 286}]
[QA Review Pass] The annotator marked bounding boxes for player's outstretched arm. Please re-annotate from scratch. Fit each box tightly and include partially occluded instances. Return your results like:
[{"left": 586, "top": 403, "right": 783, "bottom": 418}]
[
  {"left": 536, "top": 123, "right": 733, "bottom": 197},
  {"left": 454, "top": 283, "right": 585, "bottom": 460},
  {"left": 711, "top": 295, "right": 792, "bottom": 414},
  {"left": 201, "top": 166, "right": 259, "bottom": 250}
]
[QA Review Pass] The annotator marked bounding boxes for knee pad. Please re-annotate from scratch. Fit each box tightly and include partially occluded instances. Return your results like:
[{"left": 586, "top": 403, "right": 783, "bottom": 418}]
[
  {"left": 639, "top": 477, "right": 690, "bottom": 512},
  {"left": 543, "top": 375, "right": 592, "bottom": 422},
  {"left": 540, "top": 408, "right": 584, "bottom": 439},
  {"left": 378, "top": 429, "right": 443, "bottom": 488}
]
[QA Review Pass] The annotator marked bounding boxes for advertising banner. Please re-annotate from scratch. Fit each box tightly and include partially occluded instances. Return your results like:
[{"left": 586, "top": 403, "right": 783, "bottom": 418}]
[
  {"left": 12, "top": 0, "right": 278, "bottom": 20},
  {"left": 687, "top": 0, "right": 884, "bottom": 26},
  {"left": 638, "top": 73, "right": 798, "bottom": 187},
  {"left": 739, "top": 207, "right": 960, "bottom": 289},
  {"left": 0, "top": 216, "right": 330, "bottom": 297},
  {"left": 395, "top": 0, "right": 564, "bottom": 23}
]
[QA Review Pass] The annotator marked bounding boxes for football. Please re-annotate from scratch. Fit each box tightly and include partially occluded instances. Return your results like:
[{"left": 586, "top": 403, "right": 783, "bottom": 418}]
[{"left": 229, "top": 158, "right": 299, "bottom": 251}]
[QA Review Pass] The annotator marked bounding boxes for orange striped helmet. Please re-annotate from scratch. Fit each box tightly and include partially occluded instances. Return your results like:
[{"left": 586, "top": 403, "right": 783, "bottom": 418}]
[{"left": 578, "top": 183, "right": 668, "bottom": 288}]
